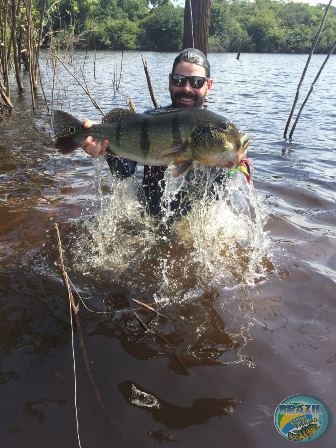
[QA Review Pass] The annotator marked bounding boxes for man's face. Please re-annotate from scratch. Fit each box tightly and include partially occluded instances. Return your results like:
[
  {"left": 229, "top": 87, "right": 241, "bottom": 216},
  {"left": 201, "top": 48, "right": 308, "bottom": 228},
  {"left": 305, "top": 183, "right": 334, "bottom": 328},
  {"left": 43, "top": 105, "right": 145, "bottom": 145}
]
[{"left": 169, "top": 61, "right": 213, "bottom": 109}]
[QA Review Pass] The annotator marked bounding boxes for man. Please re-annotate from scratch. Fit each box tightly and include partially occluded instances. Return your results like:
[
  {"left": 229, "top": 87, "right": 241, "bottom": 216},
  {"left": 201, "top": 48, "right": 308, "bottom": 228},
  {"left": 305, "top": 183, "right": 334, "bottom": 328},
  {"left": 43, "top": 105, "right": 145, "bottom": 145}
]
[{"left": 82, "top": 48, "right": 214, "bottom": 216}]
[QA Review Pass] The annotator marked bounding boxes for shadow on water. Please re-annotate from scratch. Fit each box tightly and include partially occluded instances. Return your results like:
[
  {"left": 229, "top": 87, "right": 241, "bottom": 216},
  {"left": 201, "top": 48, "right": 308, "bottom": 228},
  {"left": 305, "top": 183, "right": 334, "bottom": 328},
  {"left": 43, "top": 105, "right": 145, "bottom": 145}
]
[
  {"left": 88, "top": 288, "right": 243, "bottom": 375},
  {"left": 118, "top": 380, "right": 239, "bottom": 428}
]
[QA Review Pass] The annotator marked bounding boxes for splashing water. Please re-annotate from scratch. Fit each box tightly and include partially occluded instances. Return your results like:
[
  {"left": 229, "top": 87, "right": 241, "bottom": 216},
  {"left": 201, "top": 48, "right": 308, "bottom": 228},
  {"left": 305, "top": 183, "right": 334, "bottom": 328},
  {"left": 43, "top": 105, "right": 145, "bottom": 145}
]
[
  {"left": 67, "top": 165, "right": 272, "bottom": 368},
  {"left": 71, "top": 165, "right": 271, "bottom": 297}
]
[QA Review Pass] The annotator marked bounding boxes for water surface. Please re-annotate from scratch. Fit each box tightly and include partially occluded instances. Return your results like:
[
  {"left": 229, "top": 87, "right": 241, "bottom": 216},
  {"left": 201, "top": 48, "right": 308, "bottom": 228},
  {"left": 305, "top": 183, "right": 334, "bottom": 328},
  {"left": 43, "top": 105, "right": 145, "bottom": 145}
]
[{"left": 0, "top": 51, "right": 335, "bottom": 447}]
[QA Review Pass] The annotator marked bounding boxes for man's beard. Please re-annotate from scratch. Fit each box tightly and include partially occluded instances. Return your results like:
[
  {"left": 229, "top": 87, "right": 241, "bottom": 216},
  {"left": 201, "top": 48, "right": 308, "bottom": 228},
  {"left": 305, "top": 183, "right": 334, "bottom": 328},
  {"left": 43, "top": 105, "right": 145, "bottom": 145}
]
[{"left": 170, "top": 91, "right": 204, "bottom": 108}]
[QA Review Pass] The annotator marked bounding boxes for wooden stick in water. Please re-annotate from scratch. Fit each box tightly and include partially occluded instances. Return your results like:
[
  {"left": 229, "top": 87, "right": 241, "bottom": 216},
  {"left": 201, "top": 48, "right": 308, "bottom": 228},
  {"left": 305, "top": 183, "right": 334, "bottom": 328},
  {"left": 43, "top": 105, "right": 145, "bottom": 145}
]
[
  {"left": 54, "top": 55, "right": 104, "bottom": 116},
  {"left": 141, "top": 55, "right": 158, "bottom": 110},
  {"left": 289, "top": 41, "right": 336, "bottom": 140},
  {"left": 283, "top": 0, "right": 333, "bottom": 139},
  {"left": 55, "top": 223, "right": 109, "bottom": 417},
  {"left": 132, "top": 311, "right": 189, "bottom": 375},
  {"left": 131, "top": 297, "right": 167, "bottom": 319}
]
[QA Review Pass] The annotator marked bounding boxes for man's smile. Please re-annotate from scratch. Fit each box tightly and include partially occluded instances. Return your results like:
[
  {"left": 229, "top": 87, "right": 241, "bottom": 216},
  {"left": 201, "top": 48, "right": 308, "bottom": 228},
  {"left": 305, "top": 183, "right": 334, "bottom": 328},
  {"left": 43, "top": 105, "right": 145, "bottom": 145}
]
[{"left": 174, "top": 93, "right": 198, "bottom": 107}]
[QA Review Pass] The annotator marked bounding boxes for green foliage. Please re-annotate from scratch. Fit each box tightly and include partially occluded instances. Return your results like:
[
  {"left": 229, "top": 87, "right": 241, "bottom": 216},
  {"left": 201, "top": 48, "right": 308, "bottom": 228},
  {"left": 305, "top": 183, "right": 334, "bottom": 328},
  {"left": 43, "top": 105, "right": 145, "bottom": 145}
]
[
  {"left": 139, "top": 3, "right": 183, "bottom": 50},
  {"left": 94, "top": 18, "right": 140, "bottom": 49},
  {"left": 209, "top": 0, "right": 252, "bottom": 51},
  {"left": 210, "top": 0, "right": 336, "bottom": 53},
  {"left": 48, "top": 0, "right": 183, "bottom": 50},
  {"left": 43, "top": 0, "right": 336, "bottom": 52}
]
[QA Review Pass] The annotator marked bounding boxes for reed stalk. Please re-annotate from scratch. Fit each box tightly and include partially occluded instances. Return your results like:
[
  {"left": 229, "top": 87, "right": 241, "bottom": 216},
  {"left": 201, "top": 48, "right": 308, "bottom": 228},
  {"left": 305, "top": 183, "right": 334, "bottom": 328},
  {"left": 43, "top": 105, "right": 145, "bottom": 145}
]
[
  {"left": 288, "top": 41, "right": 336, "bottom": 140},
  {"left": 283, "top": 0, "right": 333, "bottom": 139}
]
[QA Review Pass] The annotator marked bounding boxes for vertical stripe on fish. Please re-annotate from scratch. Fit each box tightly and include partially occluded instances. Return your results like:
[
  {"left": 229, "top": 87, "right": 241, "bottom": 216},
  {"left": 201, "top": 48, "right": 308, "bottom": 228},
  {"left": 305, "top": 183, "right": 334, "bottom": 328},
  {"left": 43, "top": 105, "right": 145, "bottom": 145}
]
[
  {"left": 115, "top": 121, "right": 122, "bottom": 147},
  {"left": 171, "top": 114, "right": 183, "bottom": 146},
  {"left": 140, "top": 118, "right": 151, "bottom": 156}
]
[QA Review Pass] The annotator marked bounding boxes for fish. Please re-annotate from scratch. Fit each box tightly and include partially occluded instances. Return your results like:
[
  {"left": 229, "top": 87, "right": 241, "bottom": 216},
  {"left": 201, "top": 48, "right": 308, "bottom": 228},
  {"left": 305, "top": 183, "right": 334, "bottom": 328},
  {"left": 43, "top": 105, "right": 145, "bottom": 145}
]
[
  {"left": 53, "top": 108, "right": 251, "bottom": 178},
  {"left": 288, "top": 423, "right": 320, "bottom": 441}
]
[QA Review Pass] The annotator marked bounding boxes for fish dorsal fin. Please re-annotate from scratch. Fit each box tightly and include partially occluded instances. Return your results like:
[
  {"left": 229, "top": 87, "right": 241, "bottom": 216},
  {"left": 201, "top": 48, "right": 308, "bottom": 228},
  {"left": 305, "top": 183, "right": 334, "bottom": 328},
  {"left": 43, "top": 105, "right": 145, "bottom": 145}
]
[
  {"left": 102, "top": 108, "right": 136, "bottom": 124},
  {"left": 148, "top": 107, "right": 181, "bottom": 115}
]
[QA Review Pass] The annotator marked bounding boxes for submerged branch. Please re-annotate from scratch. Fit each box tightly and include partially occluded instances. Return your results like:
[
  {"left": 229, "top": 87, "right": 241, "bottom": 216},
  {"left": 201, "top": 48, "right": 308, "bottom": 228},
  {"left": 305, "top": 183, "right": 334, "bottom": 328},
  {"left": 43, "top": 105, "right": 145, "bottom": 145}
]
[
  {"left": 54, "top": 223, "right": 110, "bottom": 421},
  {"left": 132, "top": 311, "right": 189, "bottom": 374},
  {"left": 131, "top": 298, "right": 167, "bottom": 319},
  {"left": 54, "top": 55, "right": 104, "bottom": 115}
]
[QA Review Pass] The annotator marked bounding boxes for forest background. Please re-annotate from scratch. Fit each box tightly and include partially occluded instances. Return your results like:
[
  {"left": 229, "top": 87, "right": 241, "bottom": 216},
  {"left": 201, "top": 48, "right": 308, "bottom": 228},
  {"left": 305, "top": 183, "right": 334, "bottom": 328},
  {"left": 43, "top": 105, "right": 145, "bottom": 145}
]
[{"left": 11, "top": 0, "right": 336, "bottom": 54}]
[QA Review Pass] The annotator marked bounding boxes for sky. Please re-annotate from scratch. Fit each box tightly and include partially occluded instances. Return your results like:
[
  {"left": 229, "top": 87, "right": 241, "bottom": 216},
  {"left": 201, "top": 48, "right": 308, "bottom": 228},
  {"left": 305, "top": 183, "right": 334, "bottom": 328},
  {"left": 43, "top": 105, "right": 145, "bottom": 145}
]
[{"left": 288, "top": 0, "right": 332, "bottom": 5}]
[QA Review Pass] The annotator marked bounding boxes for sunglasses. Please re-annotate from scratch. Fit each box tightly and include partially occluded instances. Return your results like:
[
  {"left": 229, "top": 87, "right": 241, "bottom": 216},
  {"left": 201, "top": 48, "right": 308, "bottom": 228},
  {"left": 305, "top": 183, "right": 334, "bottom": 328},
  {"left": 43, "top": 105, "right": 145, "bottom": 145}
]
[{"left": 171, "top": 74, "right": 208, "bottom": 89}]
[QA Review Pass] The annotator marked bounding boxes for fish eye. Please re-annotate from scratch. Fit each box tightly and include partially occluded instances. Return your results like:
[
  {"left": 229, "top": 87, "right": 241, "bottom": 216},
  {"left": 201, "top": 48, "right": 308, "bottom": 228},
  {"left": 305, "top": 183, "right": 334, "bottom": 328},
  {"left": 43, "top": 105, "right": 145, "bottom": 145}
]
[
  {"left": 69, "top": 126, "right": 76, "bottom": 134},
  {"left": 219, "top": 121, "right": 229, "bottom": 131}
]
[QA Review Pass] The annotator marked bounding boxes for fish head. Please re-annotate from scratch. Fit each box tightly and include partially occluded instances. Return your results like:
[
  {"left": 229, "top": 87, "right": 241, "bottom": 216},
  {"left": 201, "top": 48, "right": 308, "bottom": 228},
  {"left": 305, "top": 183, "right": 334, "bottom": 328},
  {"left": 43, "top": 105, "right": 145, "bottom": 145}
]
[
  {"left": 190, "top": 120, "right": 250, "bottom": 167},
  {"left": 53, "top": 110, "right": 85, "bottom": 153}
]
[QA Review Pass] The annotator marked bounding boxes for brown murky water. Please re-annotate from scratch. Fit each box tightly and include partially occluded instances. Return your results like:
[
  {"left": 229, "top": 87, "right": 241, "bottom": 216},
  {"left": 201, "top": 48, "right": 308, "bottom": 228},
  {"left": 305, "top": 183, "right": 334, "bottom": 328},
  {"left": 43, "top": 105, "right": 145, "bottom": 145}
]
[{"left": 1, "top": 52, "right": 335, "bottom": 447}]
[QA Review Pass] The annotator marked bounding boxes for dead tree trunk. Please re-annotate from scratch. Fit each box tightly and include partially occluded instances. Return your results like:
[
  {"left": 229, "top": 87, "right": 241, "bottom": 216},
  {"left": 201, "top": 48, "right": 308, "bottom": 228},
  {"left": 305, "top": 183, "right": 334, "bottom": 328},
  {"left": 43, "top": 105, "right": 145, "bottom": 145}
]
[
  {"left": 183, "top": 0, "right": 211, "bottom": 55},
  {"left": 11, "top": 0, "right": 24, "bottom": 92}
]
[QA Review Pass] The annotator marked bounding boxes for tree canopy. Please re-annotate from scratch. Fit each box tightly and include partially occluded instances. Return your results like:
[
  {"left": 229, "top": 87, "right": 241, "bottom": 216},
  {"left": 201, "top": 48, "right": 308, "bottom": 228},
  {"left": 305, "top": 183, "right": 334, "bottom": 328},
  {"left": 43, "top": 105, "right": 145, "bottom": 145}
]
[{"left": 46, "top": 0, "right": 336, "bottom": 53}]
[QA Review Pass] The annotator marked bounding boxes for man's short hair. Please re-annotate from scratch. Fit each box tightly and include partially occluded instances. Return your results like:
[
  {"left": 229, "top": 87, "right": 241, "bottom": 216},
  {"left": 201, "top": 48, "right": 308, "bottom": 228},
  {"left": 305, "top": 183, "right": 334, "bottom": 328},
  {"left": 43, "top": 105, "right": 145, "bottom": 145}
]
[{"left": 172, "top": 48, "right": 210, "bottom": 78}]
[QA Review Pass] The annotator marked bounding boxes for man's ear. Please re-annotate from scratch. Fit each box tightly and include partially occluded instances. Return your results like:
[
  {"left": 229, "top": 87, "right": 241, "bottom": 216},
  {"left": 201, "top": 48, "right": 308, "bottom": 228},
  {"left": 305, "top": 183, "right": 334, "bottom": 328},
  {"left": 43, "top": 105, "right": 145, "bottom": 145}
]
[{"left": 206, "top": 78, "right": 214, "bottom": 93}]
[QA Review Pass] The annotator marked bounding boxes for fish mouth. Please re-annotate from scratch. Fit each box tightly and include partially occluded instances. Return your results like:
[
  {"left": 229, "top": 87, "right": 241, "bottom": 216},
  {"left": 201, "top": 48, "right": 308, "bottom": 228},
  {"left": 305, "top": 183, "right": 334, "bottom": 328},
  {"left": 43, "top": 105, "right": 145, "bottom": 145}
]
[{"left": 238, "top": 134, "right": 251, "bottom": 153}]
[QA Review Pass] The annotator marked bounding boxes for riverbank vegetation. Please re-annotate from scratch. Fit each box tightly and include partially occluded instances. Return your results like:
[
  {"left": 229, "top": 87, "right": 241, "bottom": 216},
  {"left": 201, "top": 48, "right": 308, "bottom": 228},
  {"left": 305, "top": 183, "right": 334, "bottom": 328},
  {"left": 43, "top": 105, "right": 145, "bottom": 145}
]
[
  {"left": 49, "top": 0, "right": 336, "bottom": 53},
  {"left": 1, "top": 0, "right": 335, "bottom": 114}
]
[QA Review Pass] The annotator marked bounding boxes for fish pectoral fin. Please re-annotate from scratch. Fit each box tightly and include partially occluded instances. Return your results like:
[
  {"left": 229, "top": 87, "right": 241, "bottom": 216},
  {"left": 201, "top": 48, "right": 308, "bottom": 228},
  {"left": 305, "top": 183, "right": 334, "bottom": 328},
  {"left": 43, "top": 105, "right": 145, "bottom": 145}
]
[{"left": 172, "top": 161, "right": 193, "bottom": 177}]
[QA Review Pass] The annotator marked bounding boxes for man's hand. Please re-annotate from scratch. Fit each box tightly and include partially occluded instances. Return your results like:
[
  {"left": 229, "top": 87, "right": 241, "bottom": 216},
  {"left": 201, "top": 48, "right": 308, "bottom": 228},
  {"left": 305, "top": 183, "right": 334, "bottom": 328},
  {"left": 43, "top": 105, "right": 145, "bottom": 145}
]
[{"left": 81, "top": 119, "right": 109, "bottom": 157}]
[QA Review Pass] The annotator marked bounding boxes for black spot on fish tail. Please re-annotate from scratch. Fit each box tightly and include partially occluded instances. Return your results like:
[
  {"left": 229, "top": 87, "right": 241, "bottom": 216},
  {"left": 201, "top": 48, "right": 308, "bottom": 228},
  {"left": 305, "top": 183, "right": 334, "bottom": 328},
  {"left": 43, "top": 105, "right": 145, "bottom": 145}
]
[
  {"left": 55, "top": 136, "right": 78, "bottom": 154},
  {"left": 140, "top": 119, "right": 150, "bottom": 156},
  {"left": 171, "top": 114, "right": 182, "bottom": 146}
]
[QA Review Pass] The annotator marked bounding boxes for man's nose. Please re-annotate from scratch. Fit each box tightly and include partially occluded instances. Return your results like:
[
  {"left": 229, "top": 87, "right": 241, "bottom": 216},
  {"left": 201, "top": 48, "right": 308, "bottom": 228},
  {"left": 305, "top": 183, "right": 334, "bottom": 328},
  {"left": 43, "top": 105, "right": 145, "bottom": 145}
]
[{"left": 182, "top": 80, "right": 193, "bottom": 92}]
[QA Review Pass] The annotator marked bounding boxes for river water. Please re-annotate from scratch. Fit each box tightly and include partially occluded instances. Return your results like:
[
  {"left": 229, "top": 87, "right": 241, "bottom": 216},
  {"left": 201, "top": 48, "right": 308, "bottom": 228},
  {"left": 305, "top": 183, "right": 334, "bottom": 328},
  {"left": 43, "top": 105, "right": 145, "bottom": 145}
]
[{"left": 1, "top": 51, "right": 335, "bottom": 447}]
